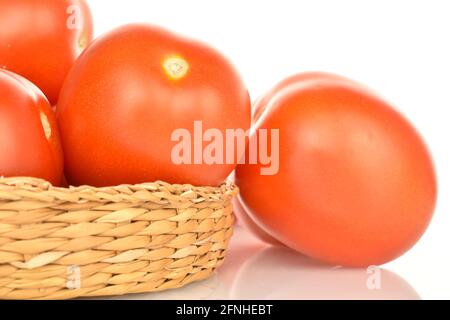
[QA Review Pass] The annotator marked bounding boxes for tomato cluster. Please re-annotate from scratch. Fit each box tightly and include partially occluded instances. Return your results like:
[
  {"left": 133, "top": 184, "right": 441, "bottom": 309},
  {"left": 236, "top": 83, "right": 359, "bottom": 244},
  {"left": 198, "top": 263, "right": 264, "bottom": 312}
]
[
  {"left": 0, "top": 0, "right": 91, "bottom": 185},
  {"left": 0, "top": 1, "right": 437, "bottom": 267}
]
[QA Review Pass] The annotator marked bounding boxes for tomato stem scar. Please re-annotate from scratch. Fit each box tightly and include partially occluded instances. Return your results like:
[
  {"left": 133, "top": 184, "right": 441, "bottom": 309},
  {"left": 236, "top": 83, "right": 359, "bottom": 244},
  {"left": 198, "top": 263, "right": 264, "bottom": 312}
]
[{"left": 163, "top": 56, "right": 189, "bottom": 80}]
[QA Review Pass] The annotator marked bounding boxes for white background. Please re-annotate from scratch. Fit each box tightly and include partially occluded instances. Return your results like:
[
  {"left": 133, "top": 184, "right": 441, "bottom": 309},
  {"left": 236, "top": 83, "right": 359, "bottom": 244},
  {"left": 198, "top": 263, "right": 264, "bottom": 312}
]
[{"left": 88, "top": 0, "right": 450, "bottom": 299}]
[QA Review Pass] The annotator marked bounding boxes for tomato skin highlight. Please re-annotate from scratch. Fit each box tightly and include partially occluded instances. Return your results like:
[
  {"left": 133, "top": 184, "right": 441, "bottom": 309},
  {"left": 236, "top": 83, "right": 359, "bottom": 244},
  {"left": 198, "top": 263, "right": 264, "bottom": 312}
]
[
  {"left": 57, "top": 24, "right": 251, "bottom": 187},
  {"left": 236, "top": 72, "right": 437, "bottom": 267},
  {"left": 0, "top": 70, "right": 63, "bottom": 186},
  {"left": 252, "top": 72, "right": 358, "bottom": 123},
  {"left": 0, "top": 0, "right": 93, "bottom": 104}
]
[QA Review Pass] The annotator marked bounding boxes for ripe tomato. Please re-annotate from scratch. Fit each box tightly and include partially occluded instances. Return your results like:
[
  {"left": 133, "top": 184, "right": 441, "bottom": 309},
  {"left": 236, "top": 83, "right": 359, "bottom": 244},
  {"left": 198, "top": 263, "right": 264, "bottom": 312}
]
[
  {"left": 236, "top": 73, "right": 352, "bottom": 245},
  {"left": 233, "top": 195, "right": 281, "bottom": 246},
  {"left": 57, "top": 24, "right": 251, "bottom": 187},
  {"left": 0, "top": 0, "right": 93, "bottom": 104},
  {"left": 235, "top": 72, "right": 437, "bottom": 267},
  {"left": 252, "top": 72, "right": 358, "bottom": 123},
  {"left": 0, "top": 70, "right": 63, "bottom": 185}
]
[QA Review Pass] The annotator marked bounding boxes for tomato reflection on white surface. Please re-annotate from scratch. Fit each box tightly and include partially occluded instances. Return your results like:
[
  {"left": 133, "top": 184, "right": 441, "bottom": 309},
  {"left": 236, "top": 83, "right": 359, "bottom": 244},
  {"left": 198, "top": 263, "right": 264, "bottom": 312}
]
[{"left": 228, "top": 246, "right": 419, "bottom": 300}]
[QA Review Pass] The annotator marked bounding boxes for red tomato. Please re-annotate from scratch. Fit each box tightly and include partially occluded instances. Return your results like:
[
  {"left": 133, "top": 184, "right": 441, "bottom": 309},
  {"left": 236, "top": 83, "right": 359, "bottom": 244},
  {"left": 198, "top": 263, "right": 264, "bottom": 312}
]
[
  {"left": 236, "top": 72, "right": 355, "bottom": 244},
  {"left": 233, "top": 195, "right": 281, "bottom": 246},
  {"left": 0, "top": 0, "right": 93, "bottom": 104},
  {"left": 57, "top": 24, "right": 251, "bottom": 187},
  {"left": 252, "top": 72, "right": 359, "bottom": 123},
  {"left": 235, "top": 72, "right": 437, "bottom": 267},
  {"left": 0, "top": 70, "right": 63, "bottom": 185}
]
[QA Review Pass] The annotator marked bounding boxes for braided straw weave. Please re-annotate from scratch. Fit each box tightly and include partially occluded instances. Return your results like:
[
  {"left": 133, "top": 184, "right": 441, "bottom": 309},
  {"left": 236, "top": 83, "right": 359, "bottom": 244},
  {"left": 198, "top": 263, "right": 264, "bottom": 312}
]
[{"left": 0, "top": 177, "right": 237, "bottom": 300}]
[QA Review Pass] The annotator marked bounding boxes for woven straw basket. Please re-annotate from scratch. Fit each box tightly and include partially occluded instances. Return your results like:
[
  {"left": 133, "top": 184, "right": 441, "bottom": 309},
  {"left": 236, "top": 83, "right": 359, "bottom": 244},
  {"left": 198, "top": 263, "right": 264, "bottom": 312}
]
[{"left": 0, "top": 177, "right": 237, "bottom": 300}]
